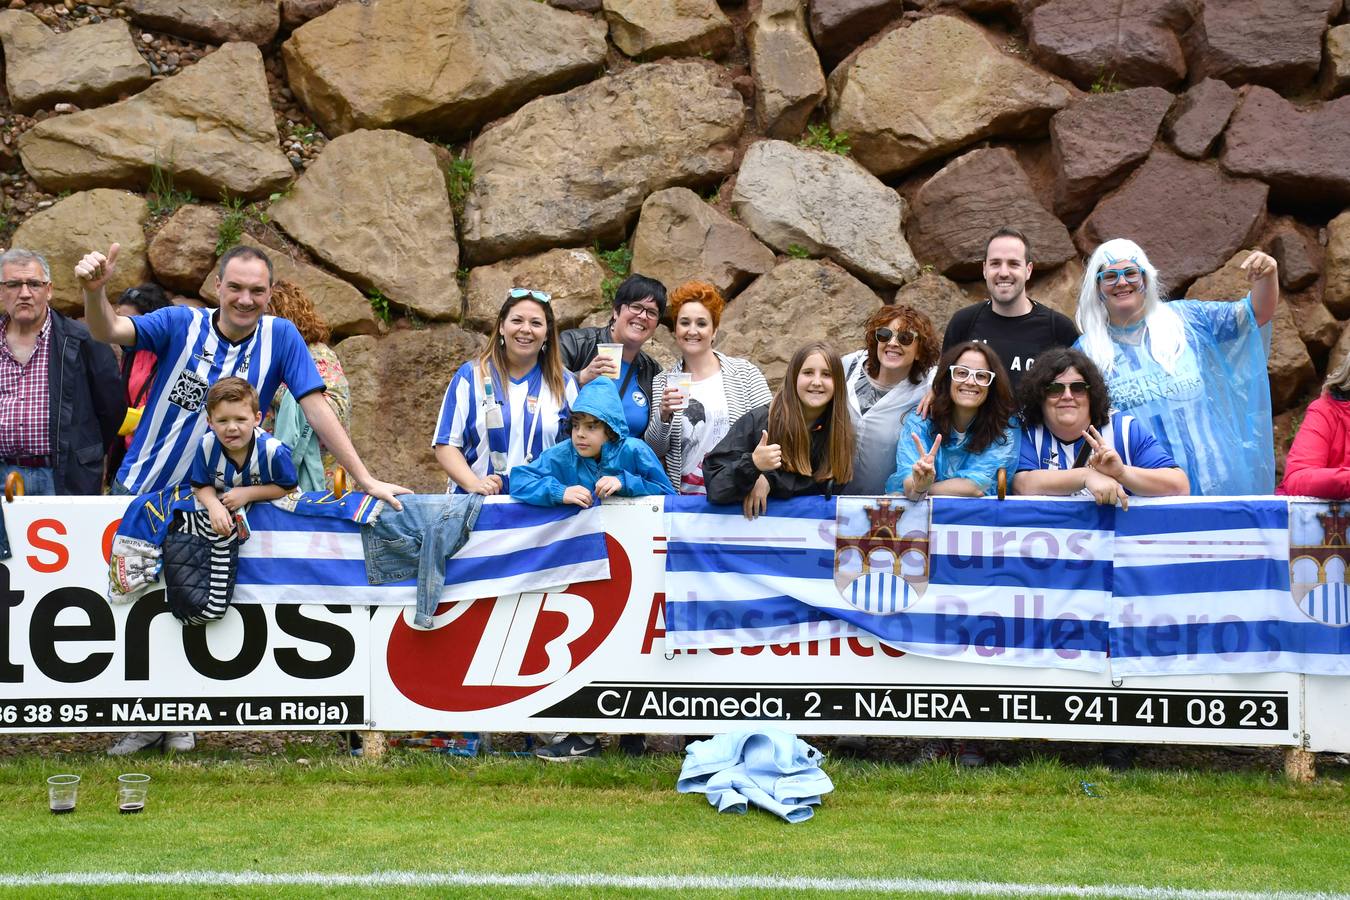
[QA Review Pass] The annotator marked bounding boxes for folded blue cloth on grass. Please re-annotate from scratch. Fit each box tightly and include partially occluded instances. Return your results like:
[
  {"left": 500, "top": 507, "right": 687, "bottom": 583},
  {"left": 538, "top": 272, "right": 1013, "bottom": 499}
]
[{"left": 676, "top": 728, "right": 833, "bottom": 823}]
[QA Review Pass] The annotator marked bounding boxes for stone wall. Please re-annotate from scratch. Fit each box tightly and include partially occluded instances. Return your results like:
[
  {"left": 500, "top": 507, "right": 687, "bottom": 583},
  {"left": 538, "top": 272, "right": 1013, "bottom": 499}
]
[{"left": 1, "top": 0, "right": 1347, "bottom": 490}]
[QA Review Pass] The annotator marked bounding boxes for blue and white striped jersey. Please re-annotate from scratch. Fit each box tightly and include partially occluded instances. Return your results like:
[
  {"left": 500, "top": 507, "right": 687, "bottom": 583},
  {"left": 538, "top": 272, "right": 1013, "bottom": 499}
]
[
  {"left": 118, "top": 306, "right": 323, "bottom": 493},
  {"left": 432, "top": 360, "right": 578, "bottom": 490},
  {"left": 190, "top": 427, "right": 298, "bottom": 491}
]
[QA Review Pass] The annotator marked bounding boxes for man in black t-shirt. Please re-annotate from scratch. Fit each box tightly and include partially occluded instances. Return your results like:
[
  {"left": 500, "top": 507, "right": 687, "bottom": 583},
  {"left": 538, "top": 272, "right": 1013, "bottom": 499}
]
[{"left": 942, "top": 227, "right": 1079, "bottom": 390}]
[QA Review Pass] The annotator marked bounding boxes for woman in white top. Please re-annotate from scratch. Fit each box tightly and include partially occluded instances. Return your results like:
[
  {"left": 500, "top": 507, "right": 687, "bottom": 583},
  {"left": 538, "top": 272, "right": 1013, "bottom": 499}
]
[
  {"left": 432, "top": 288, "right": 578, "bottom": 494},
  {"left": 841, "top": 304, "right": 939, "bottom": 494},
  {"left": 644, "top": 281, "right": 772, "bottom": 494}
]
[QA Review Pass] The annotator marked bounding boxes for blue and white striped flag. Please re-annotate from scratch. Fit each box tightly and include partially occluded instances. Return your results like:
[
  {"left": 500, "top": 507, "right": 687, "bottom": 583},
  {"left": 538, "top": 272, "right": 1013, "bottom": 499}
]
[
  {"left": 234, "top": 499, "right": 610, "bottom": 607},
  {"left": 663, "top": 495, "right": 860, "bottom": 650},
  {"left": 1108, "top": 499, "right": 1329, "bottom": 675},
  {"left": 908, "top": 498, "right": 1112, "bottom": 671}
]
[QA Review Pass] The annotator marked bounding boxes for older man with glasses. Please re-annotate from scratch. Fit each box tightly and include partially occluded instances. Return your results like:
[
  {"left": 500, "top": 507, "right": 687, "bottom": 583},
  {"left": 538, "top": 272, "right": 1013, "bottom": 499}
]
[{"left": 0, "top": 248, "right": 124, "bottom": 496}]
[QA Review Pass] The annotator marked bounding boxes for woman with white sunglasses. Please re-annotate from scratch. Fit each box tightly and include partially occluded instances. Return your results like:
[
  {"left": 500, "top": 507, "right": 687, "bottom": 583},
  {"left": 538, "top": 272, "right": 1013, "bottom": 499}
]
[
  {"left": 432, "top": 287, "right": 577, "bottom": 494},
  {"left": 841, "top": 304, "right": 939, "bottom": 495},
  {"left": 886, "top": 341, "right": 1019, "bottom": 500},
  {"left": 1074, "top": 238, "right": 1278, "bottom": 496}
]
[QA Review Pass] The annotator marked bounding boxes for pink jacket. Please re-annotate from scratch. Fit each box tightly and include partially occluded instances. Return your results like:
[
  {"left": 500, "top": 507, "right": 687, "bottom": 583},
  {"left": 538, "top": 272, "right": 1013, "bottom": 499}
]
[{"left": 1278, "top": 393, "right": 1350, "bottom": 498}]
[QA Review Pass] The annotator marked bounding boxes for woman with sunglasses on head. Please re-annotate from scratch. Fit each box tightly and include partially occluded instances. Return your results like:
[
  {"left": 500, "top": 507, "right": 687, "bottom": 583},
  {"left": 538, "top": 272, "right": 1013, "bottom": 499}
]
[
  {"left": 841, "top": 304, "right": 939, "bottom": 495},
  {"left": 703, "top": 341, "right": 855, "bottom": 519},
  {"left": 1075, "top": 238, "right": 1279, "bottom": 496},
  {"left": 645, "top": 281, "right": 772, "bottom": 494},
  {"left": 560, "top": 273, "right": 666, "bottom": 440},
  {"left": 886, "top": 341, "right": 1018, "bottom": 500},
  {"left": 1012, "top": 348, "right": 1188, "bottom": 506},
  {"left": 433, "top": 288, "right": 577, "bottom": 494}
]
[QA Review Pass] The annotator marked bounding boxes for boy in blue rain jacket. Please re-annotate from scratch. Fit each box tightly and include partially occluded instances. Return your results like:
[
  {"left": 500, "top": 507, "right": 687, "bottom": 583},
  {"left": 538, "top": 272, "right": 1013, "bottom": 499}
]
[{"left": 511, "top": 376, "right": 674, "bottom": 507}]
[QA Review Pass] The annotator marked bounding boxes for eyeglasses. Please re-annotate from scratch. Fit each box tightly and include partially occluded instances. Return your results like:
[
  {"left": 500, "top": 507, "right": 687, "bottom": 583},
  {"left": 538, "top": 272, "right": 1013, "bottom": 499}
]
[
  {"left": 625, "top": 303, "right": 660, "bottom": 321},
  {"left": 874, "top": 327, "right": 917, "bottom": 346},
  {"left": 1044, "top": 380, "right": 1090, "bottom": 399},
  {"left": 1096, "top": 266, "right": 1144, "bottom": 287},
  {"left": 508, "top": 288, "right": 551, "bottom": 304},
  {"left": 1, "top": 279, "right": 49, "bottom": 292},
  {"left": 949, "top": 365, "right": 995, "bottom": 386}
]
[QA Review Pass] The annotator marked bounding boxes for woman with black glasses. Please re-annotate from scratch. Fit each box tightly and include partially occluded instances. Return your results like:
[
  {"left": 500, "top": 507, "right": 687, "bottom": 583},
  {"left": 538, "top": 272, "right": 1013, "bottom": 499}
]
[
  {"left": 433, "top": 287, "right": 577, "bottom": 494},
  {"left": 1012, "top": 348, "right": 1188, "bottom": 506},
  {"left": 886, "top": 341, "right": 1018, "bottom": 500},
  {"left": 842, "top": 304, "right": 939, "bottom": 495},
  {"left": 1074, "top": 238, "right": 1278, "bottom": 496}
]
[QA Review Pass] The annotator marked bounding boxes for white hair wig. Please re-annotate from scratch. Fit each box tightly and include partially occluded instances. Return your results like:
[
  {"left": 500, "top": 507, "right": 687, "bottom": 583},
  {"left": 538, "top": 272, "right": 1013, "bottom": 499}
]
[{"left": 1075, "top": 238, "right": 1186, "bottom": 376}]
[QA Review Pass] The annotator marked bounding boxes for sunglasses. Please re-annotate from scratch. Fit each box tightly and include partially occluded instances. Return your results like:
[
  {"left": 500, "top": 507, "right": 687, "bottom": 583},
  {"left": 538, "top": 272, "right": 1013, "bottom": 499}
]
[
  {"left": 508, "top": 287, "right": 552, "bottom": 304},
  {"left": 949, "top": 365, "right": 995, "bottom": 387},
  {"left": 1096, "top": 266, "right": 1145, "bottom": 287},
  {"left": 1044, "top": 380, "right": 1090, "bottom": 399},
  {"left": 874, "top": 327, "right": 917, "bottom": 346}
]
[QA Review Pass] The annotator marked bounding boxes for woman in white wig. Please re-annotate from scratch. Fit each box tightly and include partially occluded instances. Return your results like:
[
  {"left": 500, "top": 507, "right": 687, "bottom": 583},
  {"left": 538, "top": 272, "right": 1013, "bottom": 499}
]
[{"left": 1073, "top": 238, "right": 1279, "bottom": 496}]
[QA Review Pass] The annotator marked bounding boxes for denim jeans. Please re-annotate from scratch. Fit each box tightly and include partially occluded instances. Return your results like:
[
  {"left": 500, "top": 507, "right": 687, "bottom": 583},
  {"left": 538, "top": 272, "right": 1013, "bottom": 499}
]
[
  {"left": 361, "top": 493, "right": 484, "bottom": 629},
  {"left": 0, "top": 463, "right": 55, "bottom": 497}
]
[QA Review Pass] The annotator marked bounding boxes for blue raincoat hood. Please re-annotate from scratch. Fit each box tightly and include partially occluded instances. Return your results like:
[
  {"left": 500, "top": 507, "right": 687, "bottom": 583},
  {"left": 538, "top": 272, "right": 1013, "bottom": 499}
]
[{"left": 572, "top": 376, "right": 630, "bottom": 441}]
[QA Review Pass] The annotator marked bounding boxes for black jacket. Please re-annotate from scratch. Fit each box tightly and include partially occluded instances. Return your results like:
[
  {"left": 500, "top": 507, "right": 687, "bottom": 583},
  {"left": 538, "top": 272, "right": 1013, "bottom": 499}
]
[
  {"left": 559, "top": 325, "right": 660, "bottom": 409},
  {"left": 45, "top": 309, "right": 125, "bottom": 494},
  {"left": 702, "top": 404, "right": 840, "bottom": 504}
]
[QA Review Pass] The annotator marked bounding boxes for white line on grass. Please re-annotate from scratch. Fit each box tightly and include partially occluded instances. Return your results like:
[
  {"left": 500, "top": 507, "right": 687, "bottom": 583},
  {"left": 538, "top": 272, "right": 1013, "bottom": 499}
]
[{"left": 0, "top": 871, "right": 1346, "bottom": 898}]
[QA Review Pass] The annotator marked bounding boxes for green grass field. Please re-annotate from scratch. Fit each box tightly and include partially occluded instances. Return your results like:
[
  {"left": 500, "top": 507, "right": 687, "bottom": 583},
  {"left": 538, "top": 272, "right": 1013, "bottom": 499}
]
[{"left": 2, "top": 746, "right": 1347, "bottom": 898}]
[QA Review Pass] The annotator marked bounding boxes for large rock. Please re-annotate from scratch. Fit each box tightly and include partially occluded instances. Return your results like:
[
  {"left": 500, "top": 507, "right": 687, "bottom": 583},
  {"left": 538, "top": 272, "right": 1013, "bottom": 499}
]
[
  {"left": 732, "top": 139, "right": 919, "bottom": 287},
  {"left": 1287, "top": 292, "right": 1340, "bottom": 352},
  {"left": 1186, "top": 250, "right": 1314, "bottom": 412},
  {"left": 11, "top": 189, "right": 149, "bottom": 316},
  {"left": 1050, "top": 87, "right": 1173, "bottom": 226},
  {"left": 1323, "top": 24, "right": 1350, "bottom": 98},
  {"left": 892, "top": 272, "right": 973, "bottom": 338},
  {"left": 147, "top": 205, "right": 224, "bottom": 293},
  {"left": 464, "top": 248, "right": 606, "bottom": 331},
  {"left": 1162, "top": 78, "right": 1238, "bottom": 159},
  {"left": 748, "top": 0, "right": 826, "bottom": 139},
  {"left": 124, "top": 0, "right": 280, "bottom": 44},
  {"left": 283, "top": 0, "right": 607, "bottom": 138},
  {"left": 1325, "top": 210, "right": 1350, "bottom": 318},
  {"left": 1077, "top": 151, "right": 1268, "bottom": 298},
  {"left": 337, "top": 325, "right": 487, "bottom": 493},
  {"left": 17, "top": 43, "right": 293, "bottom": 199},
  {"left": 603, "top": 0, "right": 734, "bottom": 59},
  {"left": 0, "top": 13, "right": 151, "bottom": 115},
  {"left": 1220, "top": 86, "right": 1350, "bottom": 207},
  {"left": 716, "top": 259, "right": 884, "bottom": 384},
  {"left": 1031, "top": 256, "right": 1086, "bottom": 321},
  {"left": 630, "top": 187, "right": 775, "bottom": 298},
  {"left": 908, "top": 147, "right": 1075, "bottom": 280},
  {"left": 829, "top": 15, "right": 1070, "bottom": 178},
  {"left": 199, "top": 235, "right": 381, "bottom": 340},
  {"left": 272, "top": 129, "right": 460, "bottom": 322},
  {"left": 461, "top": 61, "right": 744, "bottom": 265},
  {"left": 807, "top": 0, "right": 905, "bottom": 70},
  {"left": 1185, "top": 0, "right": 1339, "bottom": 89},
  {"left": 1268, "top": 222, "right": 1322, "bottom": 292},
  {"left": 1028, "top": 0, "right": 1195, "bottom": 89}
]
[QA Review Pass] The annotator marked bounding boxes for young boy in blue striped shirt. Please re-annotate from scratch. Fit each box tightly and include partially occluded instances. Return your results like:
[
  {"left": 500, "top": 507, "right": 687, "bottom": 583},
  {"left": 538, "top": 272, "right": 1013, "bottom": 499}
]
[{"left": 191, "top": 377, "right": 298, "bottom": 537}]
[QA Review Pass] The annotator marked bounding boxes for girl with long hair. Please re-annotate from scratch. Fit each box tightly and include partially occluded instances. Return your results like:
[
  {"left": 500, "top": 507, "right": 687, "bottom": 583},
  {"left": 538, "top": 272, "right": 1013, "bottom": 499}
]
[
  {"left": 886, "top": 341, "right": 1018, "bottom": 500},
  {"left": 1073, "top": 238, "right": 1278, "bottom": 496},
  {"left": 433, "top": 288, "right": 577, "bottom": 494},
  {"left": 703, "top": 341, "right": 855, "bottom": 519}
]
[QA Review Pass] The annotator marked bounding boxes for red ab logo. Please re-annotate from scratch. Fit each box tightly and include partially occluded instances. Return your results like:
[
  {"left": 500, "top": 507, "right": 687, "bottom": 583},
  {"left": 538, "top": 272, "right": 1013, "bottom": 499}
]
[{"left": 385, "top": 535, "right": 631, "bottom": 711}]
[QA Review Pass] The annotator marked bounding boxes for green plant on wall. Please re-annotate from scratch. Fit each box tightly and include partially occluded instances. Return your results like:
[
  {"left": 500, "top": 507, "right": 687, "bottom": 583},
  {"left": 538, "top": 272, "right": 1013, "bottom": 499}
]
[
  {"left": 785, "top": 244, "right": 811, "bottom": 259},
  {"left": 445, "top": 153, "right": 474, "bottom": 219},
  {"left": 798, "top": 123, "right": 851, "bottom": 156},
  {"left": 215, "top": 193, "right": 247, "bottom": 255},
  {"left": 595, "top": 242, "right": 633, "bottom": 303},
  {"left": 368, "top": 288, "right": 392, "bottom": 325},
  {"left": 148, "top": 159, "right": 195, "bottom": 216}
]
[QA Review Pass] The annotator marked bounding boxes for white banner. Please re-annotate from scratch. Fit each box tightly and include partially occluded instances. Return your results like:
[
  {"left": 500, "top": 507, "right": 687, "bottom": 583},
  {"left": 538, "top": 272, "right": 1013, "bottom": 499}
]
[{"left": 0, "top": 497, "right": 1340, "bottom": 749}]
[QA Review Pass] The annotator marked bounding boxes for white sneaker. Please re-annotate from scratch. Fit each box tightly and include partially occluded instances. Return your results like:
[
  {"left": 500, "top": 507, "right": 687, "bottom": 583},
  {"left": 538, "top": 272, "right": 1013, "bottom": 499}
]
[
  {"left": 164, "top": 732, "right": 195, "bottom": 753},
  {"left": 107, "top": 732, "right": 164, "bottom": 756}
]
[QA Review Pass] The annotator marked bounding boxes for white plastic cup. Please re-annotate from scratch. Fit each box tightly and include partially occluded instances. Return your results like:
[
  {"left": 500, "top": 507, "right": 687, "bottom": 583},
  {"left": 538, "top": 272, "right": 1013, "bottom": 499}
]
[
  {"left": 48, "top": 774, "right": 79, "bottom": 814},
  {"left": 674, "top": 373, "right": 694, "bottom": 410},
  {"left": 596, "top": 343, "right": 623, "bottom": 375},
  {"left": 117, "top": 773, "right": 150, "bottom": 814}
]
